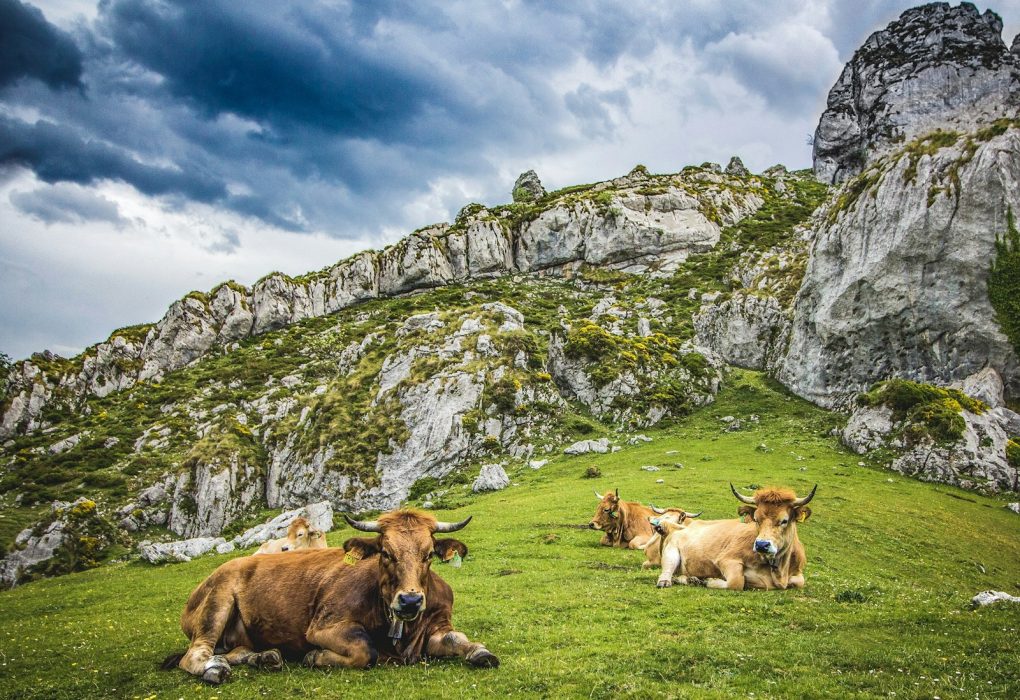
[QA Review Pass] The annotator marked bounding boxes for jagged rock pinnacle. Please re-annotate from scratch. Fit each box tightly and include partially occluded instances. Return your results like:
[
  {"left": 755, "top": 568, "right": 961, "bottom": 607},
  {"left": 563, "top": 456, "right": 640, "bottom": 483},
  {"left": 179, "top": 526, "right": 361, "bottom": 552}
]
[{"left": 813, "top": 1, "right": 1020, "bottom": 183}]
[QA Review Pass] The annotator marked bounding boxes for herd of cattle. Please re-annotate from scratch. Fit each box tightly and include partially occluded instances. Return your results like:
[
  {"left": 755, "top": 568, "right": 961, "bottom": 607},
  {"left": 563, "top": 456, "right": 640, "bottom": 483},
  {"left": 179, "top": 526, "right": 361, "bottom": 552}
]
[{"left": 164, "top": 482, "right": 816, "bottom": 684}]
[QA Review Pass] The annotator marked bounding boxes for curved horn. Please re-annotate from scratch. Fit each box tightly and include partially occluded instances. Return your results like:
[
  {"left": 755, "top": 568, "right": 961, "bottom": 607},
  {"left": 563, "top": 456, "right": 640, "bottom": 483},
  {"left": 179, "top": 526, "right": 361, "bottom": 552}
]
[
  {"left": 650, "top": 505, "right": 666, "bottom": 514},
  {"left": 343, "top": 513, "right": 381, "bottom": 532},
  {"left": 615, "top": 488, "right": 619, "bottom": 498},
  {"left": 686, "top": 511, "right": 702, "bottom": 519},
  {"left": 435, "top": 516, "right": 473, "bottom": 533},
  {"left": 595, "top": 490, "right": 605, "bottom": 500},
  {"left": 730, "top": 483, "right": 756, "bottom": 505},
  {"left": 792, "top": 484, "right": 818, "bottom": 508}
]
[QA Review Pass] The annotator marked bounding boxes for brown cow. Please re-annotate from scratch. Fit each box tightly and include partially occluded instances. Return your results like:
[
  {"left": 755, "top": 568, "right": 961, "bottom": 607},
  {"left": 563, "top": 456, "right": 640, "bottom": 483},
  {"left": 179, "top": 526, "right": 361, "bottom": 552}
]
[
  {"left": 641, "top": 506, "right": 701, "bottom": 570},
  {"left": 654, "top": 484, "right": 816, "bottom": 589},
  {"left": 588, "top": 489, "right": 656, "bottom": 549},
  {"left": 255, "top": 517, "right": 327, "bottom": 555},
  {"left": 164, "top": 509, "right": 497, "bottom": 684}
]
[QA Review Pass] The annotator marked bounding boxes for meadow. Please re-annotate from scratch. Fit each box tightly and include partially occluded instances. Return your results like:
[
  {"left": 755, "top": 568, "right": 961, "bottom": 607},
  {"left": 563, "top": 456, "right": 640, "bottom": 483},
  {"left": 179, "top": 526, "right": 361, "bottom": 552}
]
[{"left": 1, "top": 370, "right": 1018, "bottom": 699}]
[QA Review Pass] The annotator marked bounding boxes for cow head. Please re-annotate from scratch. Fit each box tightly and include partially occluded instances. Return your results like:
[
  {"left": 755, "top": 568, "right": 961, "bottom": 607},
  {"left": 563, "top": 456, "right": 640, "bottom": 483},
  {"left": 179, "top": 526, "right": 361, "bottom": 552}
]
[
  {"left": 589, "top": 489, "right": 622, "bottom": 531},
  {"left": 731, "top": 484, "right": 816, "bottom": 562},
  {"left": 344, "top": 510, "right": 471, "bottom": 621},
  {"left": 647, "top": 505, "right": 701, "bottom": 535},
  {"left": 287, "top": 517, "right": 313, "bottom": 547}
]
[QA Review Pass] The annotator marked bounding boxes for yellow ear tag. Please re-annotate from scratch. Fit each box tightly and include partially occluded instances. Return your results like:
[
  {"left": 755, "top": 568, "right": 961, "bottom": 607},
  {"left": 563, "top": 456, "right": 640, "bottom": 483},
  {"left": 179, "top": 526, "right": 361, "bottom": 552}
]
[
  {"left": 343, "top": 551, "right": 361, "bottom": 565},
  {"left": 797, "top": 511, "right": 807, "bottom": 523}
]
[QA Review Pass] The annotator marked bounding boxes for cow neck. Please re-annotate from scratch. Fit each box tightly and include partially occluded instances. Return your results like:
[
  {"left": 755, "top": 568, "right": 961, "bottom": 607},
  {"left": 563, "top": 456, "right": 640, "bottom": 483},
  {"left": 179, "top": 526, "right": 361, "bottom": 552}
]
[{"left": 766, "top": 525, "right": 798, "bottom": 572}]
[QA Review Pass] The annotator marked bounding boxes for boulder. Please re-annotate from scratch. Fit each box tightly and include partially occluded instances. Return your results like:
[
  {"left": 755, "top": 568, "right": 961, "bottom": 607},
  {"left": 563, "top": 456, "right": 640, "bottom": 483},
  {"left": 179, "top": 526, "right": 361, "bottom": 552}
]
[
  {"left": 472, "top": 464, "right": 510, "bottom": 492},
  {"left": 564, "top": 438, "right": 610, "bottom": 455},
  {"left": 972, "top": 590, "right": 1020, "bottom": 607},
  {"left": 139, "top": 537, "right": 233, "bottom": 564}
]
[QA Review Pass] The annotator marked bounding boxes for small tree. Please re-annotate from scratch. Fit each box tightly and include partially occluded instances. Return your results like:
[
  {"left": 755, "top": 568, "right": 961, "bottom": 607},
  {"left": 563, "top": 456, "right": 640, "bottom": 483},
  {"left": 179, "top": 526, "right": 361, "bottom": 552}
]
[{"left": 989, "top": 209, "right": 1020, "bottom": 357}]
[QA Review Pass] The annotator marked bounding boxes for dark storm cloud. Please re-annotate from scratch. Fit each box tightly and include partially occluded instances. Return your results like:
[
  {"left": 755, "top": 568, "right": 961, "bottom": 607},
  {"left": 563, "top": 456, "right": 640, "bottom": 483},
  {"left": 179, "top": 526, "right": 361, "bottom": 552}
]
[
  {"left": 5, "top": 0, "right": 1012, "bottom": 239},
  {"left": 0, "top": 0, "right": 83, "bottom": 90},
  {"left": 0, "top": 116, "right": 227, "bottom": 201},
  {"left": 10, "top": 182, "right": 125, "bottom": 225}
]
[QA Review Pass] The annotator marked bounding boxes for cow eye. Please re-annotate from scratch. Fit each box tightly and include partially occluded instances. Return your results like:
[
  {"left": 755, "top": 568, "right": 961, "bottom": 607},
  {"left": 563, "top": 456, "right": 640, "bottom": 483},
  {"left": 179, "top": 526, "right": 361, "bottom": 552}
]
[{"left": 780, "top": 519, "right": 789, "bottom": 526}]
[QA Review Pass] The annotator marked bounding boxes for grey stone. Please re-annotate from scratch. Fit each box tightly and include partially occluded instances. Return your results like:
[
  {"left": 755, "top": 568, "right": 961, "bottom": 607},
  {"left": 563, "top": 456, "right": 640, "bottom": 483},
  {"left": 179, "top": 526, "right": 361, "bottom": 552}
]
[
  {"left": 472, "top": 464, "right": 510, "bottom": 492},
  {"left": 139, "top": 537, "right": 230, "bottom": 564},
  {"left": 564, "top": 438, "right": 610, "bottom": 455},
  {"left": 972, "top": 590, "right": 1020, "bottom": 607}
]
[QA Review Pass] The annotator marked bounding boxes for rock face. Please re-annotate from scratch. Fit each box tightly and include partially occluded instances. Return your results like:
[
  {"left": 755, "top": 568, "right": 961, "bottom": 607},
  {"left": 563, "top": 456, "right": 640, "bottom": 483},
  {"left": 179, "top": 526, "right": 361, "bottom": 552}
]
[
  {"left": 813, "top": 2, "right": 1020, "bottom": 183},
  {"left": 513, "top": 170, "right": 546, "bottom": 202},
  {"left": 168, "top": 451, "right": 264, "bottom": 538},
  {"left": 694, "top": 294, "right": 790, "bottom": 371},
  {"left": 972, "top": 590, "right": 1020, "bottom": 607},
  {"left": 782, "top": 129, "right": 1020, "bottom": 408}
]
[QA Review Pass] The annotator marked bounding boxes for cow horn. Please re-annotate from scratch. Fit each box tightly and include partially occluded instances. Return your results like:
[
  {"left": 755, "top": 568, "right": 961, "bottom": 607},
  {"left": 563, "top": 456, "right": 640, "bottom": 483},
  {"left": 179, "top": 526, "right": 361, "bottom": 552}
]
[
  {"left": 595, "top": 490, "right": 604, "bottom": 500},
  {"left": 792, "top": 484, "right": 818, "bottom": 507},
  {"left": 650, "top": 505, "right": 666, "bottom": 514},
  {"left": 343, "top": 513, "right": 381, "bottom": 532},
  {"left": 687, "top": 511, "right": 702, "bottom": 519},
  {"left": 615, "top": 488, "right": 619, "bottom": 498},
  {"left": 730, "top": 483, "right": 756, "bottom": 504},
  {"left": 435, "top": 516, "right": 472, "bottom": 533}
]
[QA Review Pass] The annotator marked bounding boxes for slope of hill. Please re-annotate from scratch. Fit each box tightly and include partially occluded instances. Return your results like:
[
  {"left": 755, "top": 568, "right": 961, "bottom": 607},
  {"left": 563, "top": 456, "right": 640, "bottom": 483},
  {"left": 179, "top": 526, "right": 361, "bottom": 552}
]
[{"left": 0, "top": 371, "right": 1017, "bottom": 699}]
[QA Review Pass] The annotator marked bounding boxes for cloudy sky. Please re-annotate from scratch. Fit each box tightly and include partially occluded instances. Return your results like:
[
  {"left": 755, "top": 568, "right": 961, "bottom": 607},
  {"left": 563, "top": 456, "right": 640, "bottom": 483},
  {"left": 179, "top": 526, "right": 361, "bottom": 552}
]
[{"left": 2, "top": 0, "right": 1018, "bottom": 360}]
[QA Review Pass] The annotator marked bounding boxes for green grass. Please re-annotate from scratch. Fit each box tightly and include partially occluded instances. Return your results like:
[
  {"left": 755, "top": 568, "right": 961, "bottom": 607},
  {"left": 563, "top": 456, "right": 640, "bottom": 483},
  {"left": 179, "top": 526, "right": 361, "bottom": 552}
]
[{"left": 1, "top": 370, "right": 1018, "bottom": 699}]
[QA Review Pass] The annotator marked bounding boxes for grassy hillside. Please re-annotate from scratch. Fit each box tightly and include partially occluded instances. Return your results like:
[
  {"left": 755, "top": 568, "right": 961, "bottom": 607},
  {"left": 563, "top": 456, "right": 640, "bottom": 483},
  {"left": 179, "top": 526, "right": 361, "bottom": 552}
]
[{"left": 1, "top": 370, "right": 1017, "bottom": 699}]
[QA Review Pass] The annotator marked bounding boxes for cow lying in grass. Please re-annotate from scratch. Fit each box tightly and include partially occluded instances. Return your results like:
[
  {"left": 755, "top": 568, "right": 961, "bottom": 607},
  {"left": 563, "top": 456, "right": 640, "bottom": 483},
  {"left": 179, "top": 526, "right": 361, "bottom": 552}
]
[
  {"left": 641, "top": 506, "right": 701, "bottom": 569},
  {"left": 588, "top": 489, "right": 656, "bottom": 549},
  {"left": 254, "top": 516, "right": 327, "bottom": 555},
  {"left": 164, "top": 509, "right": 497, "bottom": 684},
  {"left": 655, "top": 484, "right": 816, "bottom": 589}
]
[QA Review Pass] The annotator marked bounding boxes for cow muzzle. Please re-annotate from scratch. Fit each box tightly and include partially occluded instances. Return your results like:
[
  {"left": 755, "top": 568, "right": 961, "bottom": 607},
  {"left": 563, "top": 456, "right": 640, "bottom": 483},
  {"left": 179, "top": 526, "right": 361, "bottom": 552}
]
[
  {"left": 754, "top": 539, "right": 778, "bottom": 556},
  {"left": 588, "top": 521, "right": 601, "bottom": 530},
  {"left": 392, "top": 592, "right": 425, "bottom": 621}
]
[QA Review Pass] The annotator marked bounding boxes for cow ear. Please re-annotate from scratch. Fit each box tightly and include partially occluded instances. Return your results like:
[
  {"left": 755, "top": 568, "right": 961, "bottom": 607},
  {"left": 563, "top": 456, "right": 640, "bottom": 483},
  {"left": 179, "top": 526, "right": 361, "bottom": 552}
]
[
  {"left": 343, "top": 536, "right": 381, "bottom": 556},
  {"left": 737, "top": 505, "right": 756, "bottom": 521},
  {"left": 793, "top": 506, "right": 812, "bottom": 523}
]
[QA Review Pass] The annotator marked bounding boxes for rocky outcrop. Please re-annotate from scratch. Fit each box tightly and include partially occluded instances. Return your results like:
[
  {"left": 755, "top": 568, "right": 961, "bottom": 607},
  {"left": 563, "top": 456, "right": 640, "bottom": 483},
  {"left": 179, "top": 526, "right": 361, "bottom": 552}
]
[
  {"left": 1, "top": 498, "right": 116, "bottom": 588},
  {"left": 814, "top": 2, "right": 1020, "bottom": 183},
  {"left": 168, "top": 451, "right": 264, "bottom": 538},
  {"left": 972, "top": 590, "right": 1020, "bottom": 607},
  {"left": 2, "top": 167, "right": 771, "bottom": 439},
  {"left": 513, "top": 170, "right": 546, "bottom": 202},
  {"left": 781, "top": 129, "right": 1020, "bottom": 408},
  {"left": 840, "top": 372, "right": 1020, "bottom": 492}
]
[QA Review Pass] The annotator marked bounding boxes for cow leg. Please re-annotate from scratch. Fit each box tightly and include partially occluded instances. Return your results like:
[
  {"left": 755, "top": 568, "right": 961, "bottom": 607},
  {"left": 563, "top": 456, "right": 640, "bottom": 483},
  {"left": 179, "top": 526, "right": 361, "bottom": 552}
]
[
  {"left": 304, "top": 623, "right": 378, "bottom": 669},
  {"left": 705, "top": 560, "right": 745, "bottom": 590},
  {"left": 222, "top": 646, "right": 284, "bottom": 671},
  {"left": 427, "top": 630, "right": 499, "bottom": 668},
  {"left": 788, "top": 574, "right": 806, "bottom": 589},
  {"left": 656, "top": 545, "right": 681, "bottom": 588},
  {"left": 178, "top": 590, "right": 237, "bottom": 684}
]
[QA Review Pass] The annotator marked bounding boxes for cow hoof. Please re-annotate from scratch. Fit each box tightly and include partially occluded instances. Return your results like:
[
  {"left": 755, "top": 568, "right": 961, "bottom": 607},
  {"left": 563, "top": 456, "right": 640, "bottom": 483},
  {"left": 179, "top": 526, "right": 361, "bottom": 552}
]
[
  {"left": 656, "top": 579, "right": 672, "bottom": 588},
  {"left": 255, "top": 649, "right": 284, "bottom": 671},
  {"left": 303, "top": 650, "right": 320, "bottom": 668},
  {"left": 202, "top": 657, "right": 231, "bottom": 685},
  {"left": 467, "top": 649, "right": 500, "bottom": 669}
]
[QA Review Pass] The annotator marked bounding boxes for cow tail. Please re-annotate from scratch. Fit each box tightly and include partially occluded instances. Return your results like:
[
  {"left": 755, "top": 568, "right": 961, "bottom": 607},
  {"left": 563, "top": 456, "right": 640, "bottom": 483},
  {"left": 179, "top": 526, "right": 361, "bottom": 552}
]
[{"left": 160, "top": 651, "right": 186, "bottom": 670}]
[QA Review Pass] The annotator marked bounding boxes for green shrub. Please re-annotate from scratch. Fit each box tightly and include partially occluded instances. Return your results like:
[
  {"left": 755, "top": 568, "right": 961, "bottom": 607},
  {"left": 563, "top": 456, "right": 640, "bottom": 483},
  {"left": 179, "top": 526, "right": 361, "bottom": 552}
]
[
  {"left": 860, "top": 379, "right": 985, "bottom": 445},
  {"left": 1006, "top": 439, "right": 1020, "bottom": 469},
  {"left": 989, "top": 210, "right": 1020, "bottom": 357}
]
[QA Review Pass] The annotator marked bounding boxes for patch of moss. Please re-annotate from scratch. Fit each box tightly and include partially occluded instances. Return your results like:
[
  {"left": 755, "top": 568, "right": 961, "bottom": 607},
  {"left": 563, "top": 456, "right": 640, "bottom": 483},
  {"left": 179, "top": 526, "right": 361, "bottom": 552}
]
[{"left": 859, "top": 378, "right": 986, "bottom": 444}]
